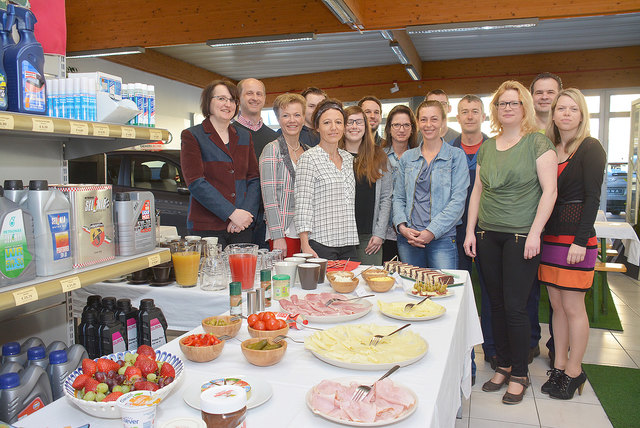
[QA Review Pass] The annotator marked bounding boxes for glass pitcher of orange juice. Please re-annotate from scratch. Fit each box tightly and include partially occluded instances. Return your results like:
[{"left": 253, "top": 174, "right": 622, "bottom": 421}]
[{"left": 169, "top": 240, "right": 202, "bottom": 287}]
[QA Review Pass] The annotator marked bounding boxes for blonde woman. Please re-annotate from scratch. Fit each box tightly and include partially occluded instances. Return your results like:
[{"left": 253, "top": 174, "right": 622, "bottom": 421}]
[
  {"left": 464, "top": 81, "right": 557, "bottom": 404},
  {"left": 538, "top": 88, "right": 606, "bottom": 399}
]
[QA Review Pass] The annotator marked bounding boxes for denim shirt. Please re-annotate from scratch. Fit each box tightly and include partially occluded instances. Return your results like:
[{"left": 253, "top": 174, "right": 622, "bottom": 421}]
[
  {"left": 384, "top": 146, "right": 402, "bottom": 240},
  {"left": 392, "top": 141, "right": 469, "bottom": 240}
]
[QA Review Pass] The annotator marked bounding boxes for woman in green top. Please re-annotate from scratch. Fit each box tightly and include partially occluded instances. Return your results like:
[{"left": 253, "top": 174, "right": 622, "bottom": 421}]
[{"left": 463, "top": 80, "right": 557, "bottom": 405}]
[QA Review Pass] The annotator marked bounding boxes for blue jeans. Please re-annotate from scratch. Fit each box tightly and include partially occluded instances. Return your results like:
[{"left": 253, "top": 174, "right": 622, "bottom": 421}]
[{"left": 397, "top": 233, "right": 458, "bottom": 270}]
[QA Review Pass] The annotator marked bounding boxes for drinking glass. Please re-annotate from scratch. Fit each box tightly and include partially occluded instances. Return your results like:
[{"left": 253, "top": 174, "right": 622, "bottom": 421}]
[
  {"left": 169, "top": 240, "right": 202, "bottom": 287},
  {"left": 227, "top": 243, "right": 258, "bottom": 290}
]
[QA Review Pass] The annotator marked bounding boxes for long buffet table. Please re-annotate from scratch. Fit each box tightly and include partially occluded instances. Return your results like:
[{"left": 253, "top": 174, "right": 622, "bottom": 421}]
[{"left": 19, "top": 268, "right": 482, "bottom": 428}]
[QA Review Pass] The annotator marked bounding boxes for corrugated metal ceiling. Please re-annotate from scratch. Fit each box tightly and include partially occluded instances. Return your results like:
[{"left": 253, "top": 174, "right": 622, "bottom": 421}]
[{"left": 152, "top": 13, "right": 640, "bottom": 81}]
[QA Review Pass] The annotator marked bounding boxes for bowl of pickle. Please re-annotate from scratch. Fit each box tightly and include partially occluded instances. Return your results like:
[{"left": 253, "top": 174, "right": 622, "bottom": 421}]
[
  {"left": 240, "top": 338, "right": 287, "bottom": 367},
  {"left": 202, "top": 315, "right": 242, "bottom": 338}
]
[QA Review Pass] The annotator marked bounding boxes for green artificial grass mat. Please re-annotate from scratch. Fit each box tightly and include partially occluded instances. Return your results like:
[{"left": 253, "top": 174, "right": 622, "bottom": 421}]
[
  {"left": 470, "top": 262, "right": 623, "bottom": 331},
  {"left": 583, "top": 364, "right": 640, "bottom": 428}
]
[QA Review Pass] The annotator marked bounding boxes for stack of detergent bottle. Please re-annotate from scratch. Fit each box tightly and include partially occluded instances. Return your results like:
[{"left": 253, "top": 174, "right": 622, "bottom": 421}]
[
  {"left": 0, "top": 3, "right": 47, "bottom": 115},
  {"left": 0, "top": 337, "right": 88, "bottom": 423}
]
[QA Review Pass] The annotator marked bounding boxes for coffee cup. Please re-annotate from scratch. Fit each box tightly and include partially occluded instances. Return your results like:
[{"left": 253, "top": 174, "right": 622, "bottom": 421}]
[
  {"left": 298, "top": 263, "right": 320, "bottom": 290},
  {"left": 275, "top": 261, "right": 298, "bottom": 286},
  {"left": 307, "top": 258, "right": 328, "bottom": 283}
]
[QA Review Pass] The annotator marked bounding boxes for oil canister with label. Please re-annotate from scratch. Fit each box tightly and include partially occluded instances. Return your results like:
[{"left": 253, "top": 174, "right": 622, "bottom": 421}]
[
  {"left": 0, "top": 185, "right": 36, "bottom": 286},
  {"left": 114, "top": 191, "right": 156, "bottom": 256}
]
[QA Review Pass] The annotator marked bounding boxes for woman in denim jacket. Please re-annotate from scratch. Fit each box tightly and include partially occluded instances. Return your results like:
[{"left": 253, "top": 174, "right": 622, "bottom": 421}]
[{"left": 392, "top": 100, "right": 469, "bottom": 269}]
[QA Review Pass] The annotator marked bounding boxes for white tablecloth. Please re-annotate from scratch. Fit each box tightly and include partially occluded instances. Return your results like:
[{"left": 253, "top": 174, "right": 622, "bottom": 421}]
[
  {"left": 21, "top": 269, "right": 483, "bottom": 428},
  {"left": 594, "top": 220, "right": 640, "bottom": 266},
  {"left": 72, "top": 281, "right": 229, "bottom": 331}
]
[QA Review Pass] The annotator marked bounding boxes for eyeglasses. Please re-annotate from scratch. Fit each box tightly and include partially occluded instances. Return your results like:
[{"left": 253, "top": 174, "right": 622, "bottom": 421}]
[
  {"left": 212, "top": 95, "right": 237, "bottom": 104},
  {"left": 496, "top": 101, "right": 522, "bottom": 109},
  {"left": 390, "top": 123, "right": 412, "bottom": 130},
  {"left": 346, "top": 119, "right": 365, "bottom": 126}
]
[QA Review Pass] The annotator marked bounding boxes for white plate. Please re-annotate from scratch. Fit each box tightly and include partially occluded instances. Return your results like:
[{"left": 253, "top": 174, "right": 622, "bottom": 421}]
[
  {"left": 440, "top": 270, "right": 465, "bottom": 285},
  {"left": 305, "top": 376, "right": 418, "bottom": 426},
  {"left": 182, "top": 374, "right": 272, "bottom": 410},
  {"left": 378, "top": 301, "right": 446, "bottom": 321},
  {"left": 280, "top": 295, "right": 373, "bottom": 324},
  {"left": 400, "top": 279, "right": 455, "bottom": 299}
]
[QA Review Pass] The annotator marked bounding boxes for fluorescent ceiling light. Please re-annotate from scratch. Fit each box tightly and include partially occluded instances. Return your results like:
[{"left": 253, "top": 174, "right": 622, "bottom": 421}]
[
  {"left": 66, "top": 47, "right": 145, "bottom": 59},
  {"left": 405, "top": 64, "right": 420, "bottom": 81},
  {"left": 321, "top": 0, "right": 363, "bottom": 29},
  {"left": 207, "top": 33, "right": 315, "bottom": 48},
  {"left": 380, "top": 30, "right": 394, "bottom": 40},
  {"left": 408, "top": 18, "right": 539, "bottom": 34},
  {"left": 389, "top": 42, "right": 409, "bottom": 64}
]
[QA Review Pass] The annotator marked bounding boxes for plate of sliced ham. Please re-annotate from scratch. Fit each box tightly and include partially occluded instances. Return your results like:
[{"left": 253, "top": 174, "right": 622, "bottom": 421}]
[
  {"left": 306, "top": 377, "right": 418, "bottom": 426},
  {"left": 278, "top": 293, "right": 372, "bottom": 323}
]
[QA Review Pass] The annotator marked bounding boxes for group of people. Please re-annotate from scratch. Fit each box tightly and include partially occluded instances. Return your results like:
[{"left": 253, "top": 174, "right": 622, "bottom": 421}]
[{"left": 180, "top": 72, "right": 606, "bottom": 405}]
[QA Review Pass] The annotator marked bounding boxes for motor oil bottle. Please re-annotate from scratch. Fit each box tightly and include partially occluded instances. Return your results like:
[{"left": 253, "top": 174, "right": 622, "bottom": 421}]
[
  {"left": 98, "top": 312, "right": 126, "bottom": 356},
  {"left": 2, "top": 180, "right": 27, "bottom": 205},
  {"left": 45, "top": 341, "right": 66, "bottom": 356},
  {"left": 24, "top": 347, "right": 47, "bottom": 372},
  {"left": 4, "top": 6, "right": 46, "bottom": 115},
  {"left": 0, "top": 342, "right": 25, "bottom": 367},
  {"left": 114, "top": 191, "right": 156, "bottom": 256},
  {"left": 137, "top": 299, "right": 167, "bottom": 348},
  {"left": 114, "top": 299, "right": 138, "bottom": 351},
  {"left": 0, "top": 185, "right": 36, "bottom": 286},
  {"left": 82, "top": 294, "right": 101, "bottom": 315},
  {"left": 20, "top": 338, "right": 44, "bottom": 351},
  {"left": 0, "top": 361, "right": 23, "bottom": 377},
  {"left": 46, "top": 345, "right": 87, "bottom": 401},
  {"left": 0, "top": 5, "right": 15, "bottom": 111},
  {"left": 0, "top": 366, "right": 52, "bottom": 423},
  {"left": 100, "top": 296, "right": 117, "bottom": 316},
  {"left": 76, "top": 309, "right": 99, "bottom": 359},
  {"left": 27, "top": 180, "right": 72, "bottom": 277}
]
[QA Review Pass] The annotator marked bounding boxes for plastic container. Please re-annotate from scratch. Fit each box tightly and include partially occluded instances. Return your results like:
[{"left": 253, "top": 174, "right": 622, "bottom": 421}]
[
  {"left": 1, "top": 342, "right": 25, "bottom": 367},
  {"left": 26, "top": 180, "right": 72, "bottom": 277},
  {"left": 4, "top": 6, "right": 46, "bottom": 115},
  {"left": 45, "top": 341, "right": 67, "bottom": 356},
  {"left": 0, "top": 5, "right": 14, "bottom": 111},
  {"left": 98, "top": 311, "right": 127, "bottom": 356},
  {"left": 76, "top": 309, "right": 100, "bottom": 359},
  {"left": 0, "top": 365, "right": 52, "bottom": 423},
  {"left": 115, "top": 299, "right": 138, "bottom": 351},
  {"left": 25, "top": 346, "right": 48, "bottom": 371},
  {"left": 137, "top": 299, "right": 167, "bottom": 348},
  {"left": 200, "top": 384, "right": 247, "bottom": 428},
  {"left": 2, "top": 180, "right": 27, "bottom": 205},
  {"left": 100, "top": 296, "right": 117, "bottom": 316},
  {"left": 114, "top": 191, "right": 156, "bottom": 256},
  {"left": 0, "top": 361, "right": 24, "bottom": 376},
  {"left": 0, "top": 185, "right": 36, "bottom": 286},
  {"left": 82, "top": 294, "right": 101, "bottom": 314},
  {"left": 117, "top": 390, "right": 161, "bottom": 428},
  {"left": 46, "top": 346, "right": 87, "bottom": 401},
  {"left": 21, "top": 338, "right": 45, "bottom": 352}
]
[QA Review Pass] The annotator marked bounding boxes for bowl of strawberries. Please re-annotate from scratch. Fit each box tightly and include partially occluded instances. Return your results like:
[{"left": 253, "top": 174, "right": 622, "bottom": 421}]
[{"left": 63, "top": 345, "right": 184, "bottom": 418}]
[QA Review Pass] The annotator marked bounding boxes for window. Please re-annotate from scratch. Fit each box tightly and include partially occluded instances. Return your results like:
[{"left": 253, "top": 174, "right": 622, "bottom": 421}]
[{"left": 131, "top": 157, "right": 182, "bottom": 192}]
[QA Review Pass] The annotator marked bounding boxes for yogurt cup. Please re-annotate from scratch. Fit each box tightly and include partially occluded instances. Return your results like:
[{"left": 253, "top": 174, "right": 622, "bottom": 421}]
[{"left": 117, "top": 390, "right": 161, "bottom": 428}]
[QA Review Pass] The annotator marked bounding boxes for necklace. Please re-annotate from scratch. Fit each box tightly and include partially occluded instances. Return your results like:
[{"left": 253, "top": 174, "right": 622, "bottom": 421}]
[
  {"left": 286, "top": 140, "right": 302, "bottom": 151},
  {"left": 286, "top": 140, "right": 302, "bottom": 162}
]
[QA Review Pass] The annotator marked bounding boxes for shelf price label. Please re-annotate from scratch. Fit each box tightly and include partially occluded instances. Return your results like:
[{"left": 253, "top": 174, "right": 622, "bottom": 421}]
[
  {"left": 32, "top": 118, "right": 54, "bottom": 133},
  {"left": 69, "top": 122, "right": 89, "bottom": 135},
  {"left": 13, "top": 287, "right": 38, "bottom": 306},
  {"left": 121, "top": 127, "right": 136, "bottom": 139},
  {"left": 0, "top": 114, "right": 15, "bottom": 129},
  {"left": 92, "top": 123, "right": 110, "bottom": 137},
  {"left": 148, "top": 254, "right": 162, "bottom": 267},
  {"left": 149, "top": 129, "right": 163, "bottom": 141},
  {"left": 60, "top": 276, "right": 81, "bottom": 292}
]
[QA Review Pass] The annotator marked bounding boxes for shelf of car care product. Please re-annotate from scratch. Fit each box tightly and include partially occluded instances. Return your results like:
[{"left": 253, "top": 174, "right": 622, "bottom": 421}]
[
  {"left": 0, "top": 111, "right": 169, "bottom": 160},
  {"left": 0, "top": 248, "right": 170, "bottom": 312}
]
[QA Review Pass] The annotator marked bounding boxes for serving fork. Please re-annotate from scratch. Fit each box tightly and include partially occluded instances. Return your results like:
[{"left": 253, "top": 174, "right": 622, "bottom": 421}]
[
  {"left": 351, "top": 365, "right": 400, "bottom": 401},
  {"left": 324, "top": 294, "right": 374, "bottom": 307},
  {"left": 403, "top": 295, "right": 431, "bottom": 312},
  {"left": 369, "top": 323, "right": 411, "bottom": 346},
  {"left": 273, "top": 335, "right": 305, "bottom": 344}
]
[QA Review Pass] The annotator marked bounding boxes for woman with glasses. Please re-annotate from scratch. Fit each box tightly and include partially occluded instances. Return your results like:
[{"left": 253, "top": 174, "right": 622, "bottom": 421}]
[
  {"left": 381, "top": 105, "right": 419, "bottom": 262},
  {"left": 464, "top": 81, "right": 557, "bottom": 404},
  {"left": 339, "top": 105, "right": 392, "bottom": 265},
  {"left": 180, "top": 80, "right": 260, "bottom": 247},
  {"left": 259, "top": 93, "right": 308, "bottom": 258},
  {"left": 393, "top": 100, "right": 468, "bottom": 269},
  {"left": 294, "top": 99, "right": 359, "bottom": 260},
  {"left": 538, "top": 89, "right": 606, "bottom": 399}
]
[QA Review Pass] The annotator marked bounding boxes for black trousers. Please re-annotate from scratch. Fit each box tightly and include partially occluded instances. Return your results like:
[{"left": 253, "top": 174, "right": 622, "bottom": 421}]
[
  {"left": 476, "top": 229, "right": 541, "bottom": 377},
  {"left": 382, "top": 239, "right": 398, "bottom": 262},
  {"left": 309, "top": 240, "right": 358, "bottom": 261}
]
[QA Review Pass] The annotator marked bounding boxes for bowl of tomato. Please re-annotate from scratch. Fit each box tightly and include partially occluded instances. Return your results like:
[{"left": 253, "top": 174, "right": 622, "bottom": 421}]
[
  {"left": 247, "top": 311, "right": 289, "bottom": 339},
  {"left": 179, "top": 333, "right": 225, "bottom": 363}
]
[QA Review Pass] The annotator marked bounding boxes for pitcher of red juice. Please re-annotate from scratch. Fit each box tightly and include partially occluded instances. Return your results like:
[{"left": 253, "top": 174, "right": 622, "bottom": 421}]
[{"left": 227, "top": 243, "right": 258, "bottom": 290}]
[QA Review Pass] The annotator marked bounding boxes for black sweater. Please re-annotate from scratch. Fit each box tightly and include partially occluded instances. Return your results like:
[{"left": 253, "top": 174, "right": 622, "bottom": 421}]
[{"left": 547, "top": 137, "right": 607, "bottom": 246}]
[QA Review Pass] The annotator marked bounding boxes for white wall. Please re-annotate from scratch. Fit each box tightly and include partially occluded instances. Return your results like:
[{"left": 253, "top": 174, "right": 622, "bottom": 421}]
[{"left": 67, "top": 58, "right": 203, "bottom": 150}]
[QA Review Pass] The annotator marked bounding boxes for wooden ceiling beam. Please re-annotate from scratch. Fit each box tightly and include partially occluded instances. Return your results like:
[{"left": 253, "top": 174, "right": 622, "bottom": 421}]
[
  {"left": 260, "top": 46, "right": 640, "bottom": 104},
  {"left": 104, "top": 50, "right": 233, "bottom": 88},
  {"left": 65, "top": 0, "right": 640, "bottom": 52},
  {"left": 390, "top": 30, "right": 422, "bottom": 80}
]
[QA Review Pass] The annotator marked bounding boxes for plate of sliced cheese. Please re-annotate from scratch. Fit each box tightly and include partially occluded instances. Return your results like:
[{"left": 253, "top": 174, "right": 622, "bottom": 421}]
[{"left": 377, "top": 300, "right": 446, "bottom": 321}]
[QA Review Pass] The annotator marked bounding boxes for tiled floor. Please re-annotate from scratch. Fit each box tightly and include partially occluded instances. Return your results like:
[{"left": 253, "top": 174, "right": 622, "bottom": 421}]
[{"left": 457, "top": 272, "right": 640, "bottom": 428}]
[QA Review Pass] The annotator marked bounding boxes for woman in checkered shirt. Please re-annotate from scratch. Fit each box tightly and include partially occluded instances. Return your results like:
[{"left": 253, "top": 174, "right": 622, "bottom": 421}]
[{"left": 294, "top": 99, "right": 359, "bottom": 260}]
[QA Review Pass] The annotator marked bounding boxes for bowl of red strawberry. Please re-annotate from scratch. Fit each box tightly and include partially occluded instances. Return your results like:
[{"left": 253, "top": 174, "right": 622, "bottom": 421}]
[{"left": 63, "top": 345, "right": 183, "bottom": 418}]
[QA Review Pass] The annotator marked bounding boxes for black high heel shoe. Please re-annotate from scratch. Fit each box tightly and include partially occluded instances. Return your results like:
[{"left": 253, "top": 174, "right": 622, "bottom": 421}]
[
  {"left": 541, "top": 368, "right": 564, "bottom": 394},
  {"left": 549, "top": 371, "right": 587, "bottom": 400}
]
